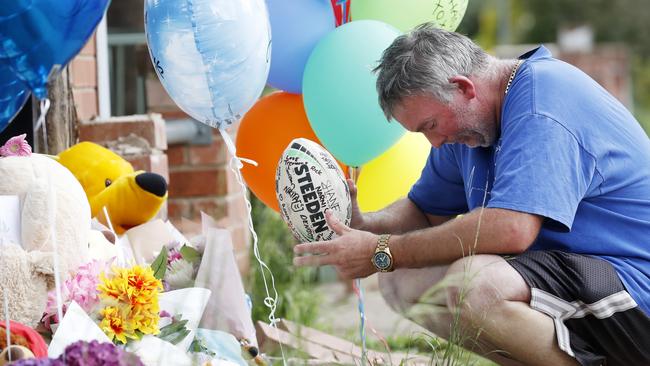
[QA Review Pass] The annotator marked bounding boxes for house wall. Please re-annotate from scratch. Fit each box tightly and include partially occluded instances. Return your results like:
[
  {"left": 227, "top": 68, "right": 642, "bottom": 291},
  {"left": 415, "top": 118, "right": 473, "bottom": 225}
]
[{"left": 67, "top": 33, "right": 251, "bottom": 274}]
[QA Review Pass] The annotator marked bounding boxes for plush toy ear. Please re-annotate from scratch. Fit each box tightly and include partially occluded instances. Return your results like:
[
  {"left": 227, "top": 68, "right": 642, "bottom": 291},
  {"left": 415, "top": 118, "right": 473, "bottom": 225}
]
[{"left": 27, "top": 251, "right": 56, "bottom": 290}]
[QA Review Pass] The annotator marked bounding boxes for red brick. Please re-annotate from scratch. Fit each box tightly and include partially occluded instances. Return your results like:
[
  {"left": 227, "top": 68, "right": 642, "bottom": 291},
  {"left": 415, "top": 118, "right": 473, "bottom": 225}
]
[
  {"left": 188, "top": 138, "right": 226, "bottom": 166},
  {"left": 72, "top": 88, "right": 98, "bottom": 121},
  {"left": 79, "top": 114, "right": 167, "bottom": 150},
  {"left": 169, "top": 168, "right": 227, "bottom": 197},
  {"left": 167, "top": 199, "right": 190, "bottom": 220},
  {"left": 145, "top": 77, "right": 179, "bottom": 114},
  {"left": 80, "top": 33, "right": 96, "bottom": 56},
  {"left": 70, "top": 57, "right": 97, "bottom": 88},
  {"left": 190, "top": 197, "right": 227, "bottom": 221},
  {"left": 158, "top": 110, "right": 190, "bottom": 120},
  {"left": 126, "top": 153, "right": 169, "bottom": 183},
  {"left": 167, "top": 145, "right": 186, "bottom": 166}
]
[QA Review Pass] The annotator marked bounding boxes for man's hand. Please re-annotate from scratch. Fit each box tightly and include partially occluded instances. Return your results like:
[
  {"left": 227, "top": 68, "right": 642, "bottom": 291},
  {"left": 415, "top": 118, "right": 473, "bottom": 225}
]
[{"left": 293, "top": 209, "right": 378, "bottom": 279}]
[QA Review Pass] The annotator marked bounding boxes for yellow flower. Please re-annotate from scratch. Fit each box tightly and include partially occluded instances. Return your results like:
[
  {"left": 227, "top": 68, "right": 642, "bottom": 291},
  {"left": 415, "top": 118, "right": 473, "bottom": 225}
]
[
  {"left": 97, "top": 265, "right": 163, "bottom": 341},
  {"left": 99, "top": 306, "right": 138, "bottom": 344}
]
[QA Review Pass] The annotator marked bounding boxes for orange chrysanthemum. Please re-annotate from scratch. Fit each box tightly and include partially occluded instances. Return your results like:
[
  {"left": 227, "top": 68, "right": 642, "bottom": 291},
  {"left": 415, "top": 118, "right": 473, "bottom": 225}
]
[{"left": 97, "top": 265, "right": 162, "bottom": 343}]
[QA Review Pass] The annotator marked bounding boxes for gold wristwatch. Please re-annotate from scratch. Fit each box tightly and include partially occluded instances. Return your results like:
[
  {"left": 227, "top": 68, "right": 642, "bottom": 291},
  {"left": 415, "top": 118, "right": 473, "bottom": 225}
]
[{"left": 371, "top": 234, "right": 394, "bottom": 272}]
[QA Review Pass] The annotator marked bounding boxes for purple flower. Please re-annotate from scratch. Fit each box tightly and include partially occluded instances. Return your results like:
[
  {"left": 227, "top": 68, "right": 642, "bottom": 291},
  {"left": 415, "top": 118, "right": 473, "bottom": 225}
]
[
  {"left": 167, "top": 248, "right": 183, "bottom": 264},
  {"left": 0, "top": 134, "right": 31, "bottom": 157},
  {"left": 12, "top": 341, "right": 144, "bottom": 366}
]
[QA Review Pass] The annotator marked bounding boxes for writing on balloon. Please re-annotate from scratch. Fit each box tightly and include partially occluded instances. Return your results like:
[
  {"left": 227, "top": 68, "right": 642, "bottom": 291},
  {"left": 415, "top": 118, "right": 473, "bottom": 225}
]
[
  {"left": 153, "top": 57, "right": 164, "bottom": 79},
  {"left": 432, "top": 0, "right": 461, "bottom": 29}
]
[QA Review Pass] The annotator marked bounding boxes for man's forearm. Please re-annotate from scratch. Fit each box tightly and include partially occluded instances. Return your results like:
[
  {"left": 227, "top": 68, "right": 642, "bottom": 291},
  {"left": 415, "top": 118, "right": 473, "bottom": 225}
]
[
  {"left": 359, "top": 198, "right": 444, "bottom": 234},
  {"left": 390, "top": 207, "right": 542, "bottom": 268}
]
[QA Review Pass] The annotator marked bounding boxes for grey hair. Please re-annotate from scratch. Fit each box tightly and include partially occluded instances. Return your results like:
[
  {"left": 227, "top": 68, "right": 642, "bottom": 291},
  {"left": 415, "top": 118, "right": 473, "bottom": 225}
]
[{"left": 374, "top": 23, "right": 491, "bottom": 120}]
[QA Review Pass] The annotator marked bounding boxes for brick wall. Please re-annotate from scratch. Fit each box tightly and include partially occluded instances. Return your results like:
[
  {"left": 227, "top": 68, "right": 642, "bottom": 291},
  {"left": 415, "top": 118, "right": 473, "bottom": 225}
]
[
  {"left": 69, "top": 34, "right": 99, "bottom": 121},
  {"left": 165, "top": 128, "right": 251, "bottom": 273},
  {"left": 67, "top": 33, "right": 252, "bottom": 274}
]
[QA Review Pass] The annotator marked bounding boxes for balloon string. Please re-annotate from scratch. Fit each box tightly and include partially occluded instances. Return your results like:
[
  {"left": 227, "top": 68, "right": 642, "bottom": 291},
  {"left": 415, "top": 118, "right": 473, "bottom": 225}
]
[
  {"left": 354, "top": 278, "right": 368, "bottom": 365},
  {"left": 348, "top": 166, "right": 360, "bottom": 184},
  {"left": 219, "top": 128, "right": 287, "bottom": 366},
  {"left": 351, "top": 280, "right": 392, "bottom": 358},
  {"left": 47, "top": 174, "right": 64, "bottom": 342},
  {"left": 102, "top": 207, "right": 127, "bottom": 266},
  {"left": 34, "top": 98, "right": 51, "bottom": 153},
  {"left": 340, "top": 0, "right": 349, "bottom": 25}
]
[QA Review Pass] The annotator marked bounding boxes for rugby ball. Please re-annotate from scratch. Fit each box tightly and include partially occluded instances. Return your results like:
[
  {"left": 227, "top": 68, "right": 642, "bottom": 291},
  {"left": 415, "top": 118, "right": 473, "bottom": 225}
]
[{"left": 275, "top": 138, "right": 351, "bottom": 243}]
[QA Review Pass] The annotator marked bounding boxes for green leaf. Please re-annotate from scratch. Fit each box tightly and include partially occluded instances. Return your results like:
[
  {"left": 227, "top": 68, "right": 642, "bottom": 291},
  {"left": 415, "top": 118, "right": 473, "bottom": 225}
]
[
  {"left": 189, "top": 336, "right": 215, "bottom": 356},
  {"left": 151, "top": 247, "right": 169, "bottom": 280},
  {"left": 157, "top": 315, "right": 192, "bottom": 345},
  {"left": 179, "top": 244, "right": 201, "bottom": 263}
]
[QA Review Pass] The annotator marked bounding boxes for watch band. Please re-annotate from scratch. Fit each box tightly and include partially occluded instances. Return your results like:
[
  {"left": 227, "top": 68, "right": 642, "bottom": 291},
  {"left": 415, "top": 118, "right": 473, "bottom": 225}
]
[{"left": 377, "top": 234, "right": 391, "bottom": 250}]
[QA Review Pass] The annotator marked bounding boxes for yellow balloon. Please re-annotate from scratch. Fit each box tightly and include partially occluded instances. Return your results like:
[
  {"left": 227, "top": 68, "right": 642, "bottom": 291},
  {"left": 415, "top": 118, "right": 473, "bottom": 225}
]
[
  {"left": 357, "top": 132, "right": 431, "bottom": 212},
  {"left": 351, "top": 0, "right": 468, "bottom": 32}
]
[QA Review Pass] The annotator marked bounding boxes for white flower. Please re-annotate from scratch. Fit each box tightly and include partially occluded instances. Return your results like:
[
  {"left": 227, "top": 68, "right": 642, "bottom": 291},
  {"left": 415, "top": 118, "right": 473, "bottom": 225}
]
[{"left": 165, "top": 259, "right": 195, "bottom": 289}]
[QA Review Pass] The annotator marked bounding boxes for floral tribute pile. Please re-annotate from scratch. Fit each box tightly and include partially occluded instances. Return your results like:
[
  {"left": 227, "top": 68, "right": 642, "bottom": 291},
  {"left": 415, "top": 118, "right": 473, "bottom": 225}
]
[
  {"left": 0, "top": 138, "right": 258, "bottom": 365},
  {"left": 32, "top": 224, "right": 256, "bottom": 365}
]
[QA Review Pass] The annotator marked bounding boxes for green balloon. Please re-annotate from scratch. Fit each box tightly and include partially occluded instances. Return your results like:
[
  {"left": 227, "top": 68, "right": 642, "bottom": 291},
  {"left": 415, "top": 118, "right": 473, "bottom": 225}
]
[
  {"left": 351, "top": 0, "right": 468, "bottom": 32},
  {"left": 302, "top": 20, "right": 405, "bottom": 167}
]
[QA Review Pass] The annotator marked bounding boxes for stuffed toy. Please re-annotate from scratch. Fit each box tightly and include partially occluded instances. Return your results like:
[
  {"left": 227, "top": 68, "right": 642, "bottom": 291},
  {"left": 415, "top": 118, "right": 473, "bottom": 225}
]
[
  {"left": 0, "top": 153, "right": 91, "bottom": 327},
  {"left": 0, "top": 320, "right": 48, "bottom": 364},
  {"left": 57, "top": 141, "right": 168, "bottom": 234}
]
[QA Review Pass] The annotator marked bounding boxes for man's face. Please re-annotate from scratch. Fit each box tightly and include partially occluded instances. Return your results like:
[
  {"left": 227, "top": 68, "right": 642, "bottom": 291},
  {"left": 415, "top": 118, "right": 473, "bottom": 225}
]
[{"left": 392, "top": 93, "right": 497, "bottom": 148}]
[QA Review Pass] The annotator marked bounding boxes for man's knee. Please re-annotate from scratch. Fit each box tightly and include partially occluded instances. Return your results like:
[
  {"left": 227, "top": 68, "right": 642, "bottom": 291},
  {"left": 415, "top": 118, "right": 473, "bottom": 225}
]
[
  {"left": 378, "top": 266, "right": 449, "bottom": 313},
  {"left": 443, "top": 255, "right": 530, "bottom": 319}
]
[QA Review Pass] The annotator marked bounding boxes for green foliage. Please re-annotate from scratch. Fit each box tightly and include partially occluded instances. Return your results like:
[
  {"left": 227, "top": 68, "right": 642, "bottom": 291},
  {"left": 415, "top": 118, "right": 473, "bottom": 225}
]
[
  {"left": 151, "top": 246, "right": 168, "bottom": 280},
  {"left": 522, "top": 0, "right": 650, "bottom": 56},
  {"left": 157, "top": 315, "right": 190, "bottom": 345},
  {"left": 247, "top": 195, "right": 321, "bottom": 327},
  {"left": 179, "top": 244, "right": 201, "bottom": 264}
]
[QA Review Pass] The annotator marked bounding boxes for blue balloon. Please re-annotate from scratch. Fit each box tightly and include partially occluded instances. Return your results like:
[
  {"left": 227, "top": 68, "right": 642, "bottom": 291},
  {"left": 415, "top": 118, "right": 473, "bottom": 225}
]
[
  {"left": 0, "top": 62, "right": 30, "bottom": 133},
  {"left": 145, "top": 0, "right": 271, "bottom": 129},
  {"left": 266, "top": 0, "right": 335, "bottom": 94},
  {"left": 0, "top": 0, "right": 110, "bottom": 100}
]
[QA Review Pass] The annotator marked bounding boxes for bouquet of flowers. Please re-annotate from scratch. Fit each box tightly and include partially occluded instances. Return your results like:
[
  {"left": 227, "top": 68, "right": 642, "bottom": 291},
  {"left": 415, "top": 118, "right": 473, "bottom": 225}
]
[
  {"left": 41, "top": 262, "right": 163, "bottom": 345},
  {"left": 38, "top": 216, "right": 255, "bottom": 366}
]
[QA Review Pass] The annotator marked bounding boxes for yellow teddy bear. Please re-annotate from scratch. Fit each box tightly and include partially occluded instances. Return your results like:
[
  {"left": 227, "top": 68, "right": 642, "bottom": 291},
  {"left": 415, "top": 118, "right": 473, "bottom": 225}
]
[{"left": 57, "top": 141, "right": 168, "bottom": 234}]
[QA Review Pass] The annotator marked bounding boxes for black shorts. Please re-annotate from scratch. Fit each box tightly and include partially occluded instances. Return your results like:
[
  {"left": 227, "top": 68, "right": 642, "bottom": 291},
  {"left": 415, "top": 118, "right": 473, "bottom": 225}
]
[{"left": 507, "top": 250, "right": 650, "bottom": 366}]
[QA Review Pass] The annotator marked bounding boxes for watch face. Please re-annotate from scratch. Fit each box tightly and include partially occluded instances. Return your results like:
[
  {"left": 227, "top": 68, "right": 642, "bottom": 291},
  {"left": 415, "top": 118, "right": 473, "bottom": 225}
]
[{"left": 373, "top": 252, "right": 392, "bottom": 270}]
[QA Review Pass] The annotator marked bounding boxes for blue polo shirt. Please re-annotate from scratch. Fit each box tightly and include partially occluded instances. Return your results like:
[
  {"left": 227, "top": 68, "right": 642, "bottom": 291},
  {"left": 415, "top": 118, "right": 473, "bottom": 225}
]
[{"left": 409, "top": 46, "right": 650, "bottom": 314}]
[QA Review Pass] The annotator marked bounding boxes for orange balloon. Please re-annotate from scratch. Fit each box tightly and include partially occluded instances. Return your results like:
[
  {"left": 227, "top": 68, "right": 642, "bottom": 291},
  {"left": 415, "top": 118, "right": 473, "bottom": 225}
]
[{"left": 237, "top": 92, "right": 347, "bottom": 212}]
